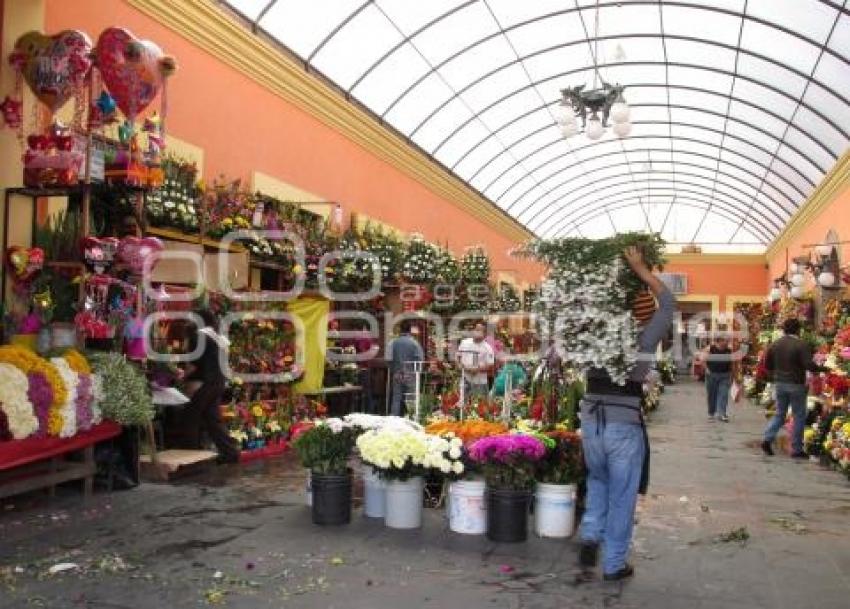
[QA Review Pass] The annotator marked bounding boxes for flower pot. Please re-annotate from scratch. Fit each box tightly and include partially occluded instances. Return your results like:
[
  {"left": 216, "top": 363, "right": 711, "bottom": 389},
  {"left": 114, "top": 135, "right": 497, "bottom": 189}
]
[
  {"left": 448, "top": 479, "right": 486, "bottom": 535},
  {"left": 534, "top": 483, "right": 577, "bottom": 538},
  {"left": 385, "top": 477, "right": 424, "bottom": 529},
  {"left": 311, "top": 472, "right": 352, "bottom": 526},
  {"left": 363, "top": 466, "right": 386, "bottom": 518},
  {"left": 50, "top": 322, "right": 79, "bottom": 350},
  {"left": 486, "top": 487, "right": 532, "bottom": 543}
]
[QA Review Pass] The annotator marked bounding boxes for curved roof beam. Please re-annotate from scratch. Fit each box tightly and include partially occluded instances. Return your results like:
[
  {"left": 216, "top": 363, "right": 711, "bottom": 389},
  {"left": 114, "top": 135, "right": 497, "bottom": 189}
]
[
  {"left": 504, "top": 146, "right": 806, "bottom": 219},
  {"left": 367, "top": 3, "right": 850, "bottom": 121},
  {"left": 529, "top": 177, "right": 783, "bottom": 237},
  {"left": 541, "top": 185, "right": 775, "bottom": 242},
  {"left": 455, "top": 84, "right": 832, "bottom": 178},
  {"left": 559, "top": 196, "right": 769, "bottom": 243},
  {"left": 508, "top": 157, "right": 794, "bottom": 225}
]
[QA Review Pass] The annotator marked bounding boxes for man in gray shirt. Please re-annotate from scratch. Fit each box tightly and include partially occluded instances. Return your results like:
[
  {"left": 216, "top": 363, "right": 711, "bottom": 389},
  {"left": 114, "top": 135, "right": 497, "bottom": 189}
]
[{"left": 387, "top": 320, "right": 425, "bottom": 416}]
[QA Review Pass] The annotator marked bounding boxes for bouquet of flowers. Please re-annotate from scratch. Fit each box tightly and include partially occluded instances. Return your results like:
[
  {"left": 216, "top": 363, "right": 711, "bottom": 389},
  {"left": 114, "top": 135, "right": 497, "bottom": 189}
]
[
  {"left": 342, "top": 413, "right": 422, "bottom": 433},
  {"left": 425, "top": 420, "right": 508, "bottom": 445},
  {"left": 144, "top": 157, "right": 199, "bottom": 233},
  {"left": 468, "top": 434, "right": 546, "bottom": 490},
  {"left": 492, "top": 283, "right": 521, "bottom": 313},
  {"left": 356, "top": 427, "right": 465, "bottom": 480},
  {"left": 293, "top": 418, "right": 356, "bottom": 475},
  {"left": 461, "top": 246, "right": 491, "bottom": 285},
  {"left": 360, "top": 223, "right": 404, "bottom": 284},
  {"left": 402, "top": 234, "right": 439, "bottom": 284},
  {"left": 535, "top": 430, "right": 585, "bottom": 485},
  {"left": 434, "top": 247, "right": 460, "bottom": 284}
]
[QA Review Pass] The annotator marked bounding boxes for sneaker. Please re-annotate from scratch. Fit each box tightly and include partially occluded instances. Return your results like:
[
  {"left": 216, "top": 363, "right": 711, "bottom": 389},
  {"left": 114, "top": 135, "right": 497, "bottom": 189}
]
[
  {"left": 579, "top": 543, "right": 599, "bottom": 569},
  {"left": 790, "top": 451, "right": 808, "bottom": 459},
  {"left": 708, "top": 415, "right": 716, "bottom": 422},
  {"left": 603, "top": 564, "right": 635, "bottom": 582},
  {"left": 761, "top": 440, "right": 775, "bottom": 456},
  {"left": 719, "top": 415, "right": 730, "bottom": 423}
]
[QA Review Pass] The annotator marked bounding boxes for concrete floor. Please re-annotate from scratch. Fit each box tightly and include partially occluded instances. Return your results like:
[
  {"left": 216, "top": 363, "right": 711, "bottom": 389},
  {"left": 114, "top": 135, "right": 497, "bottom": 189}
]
[{"left": 1, "top": 381, "right": 849, "bottom": 609}]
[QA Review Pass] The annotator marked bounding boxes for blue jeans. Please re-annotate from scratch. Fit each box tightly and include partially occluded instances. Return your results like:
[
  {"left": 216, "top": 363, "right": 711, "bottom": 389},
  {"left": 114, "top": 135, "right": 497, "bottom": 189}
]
[
  {"left": 705, "top": 372, "right": 731, "bottom": 417},
  {"left": 763, "top": 382, "right": 808, "bottom": 454},
  {"left": 580, "top": 420, "right": 646, "bottom": 575}
]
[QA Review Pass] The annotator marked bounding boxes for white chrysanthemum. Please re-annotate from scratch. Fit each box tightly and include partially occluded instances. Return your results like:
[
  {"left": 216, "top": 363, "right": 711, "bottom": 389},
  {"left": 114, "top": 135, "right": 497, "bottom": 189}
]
[
  {"left": 0, "top": 363, "right": 38, "bottom": 439},
  {"left": 51, "top": 358, "right": 78, "bottom": 438}
]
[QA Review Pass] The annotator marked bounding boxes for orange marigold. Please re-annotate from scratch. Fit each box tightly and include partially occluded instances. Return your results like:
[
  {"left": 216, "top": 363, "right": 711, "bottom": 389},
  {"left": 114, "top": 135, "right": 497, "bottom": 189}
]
[
  {"left": 425, "top": 420, "right": 508, "bottom": 445},
  {"left": 63, "top": 349, "right": 91, "bottom": 374}
]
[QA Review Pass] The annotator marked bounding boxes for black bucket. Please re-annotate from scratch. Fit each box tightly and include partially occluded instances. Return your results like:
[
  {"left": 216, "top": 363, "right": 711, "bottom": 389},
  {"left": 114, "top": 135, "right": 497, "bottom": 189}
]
[
  {"left": 486, "top": 488, "right": 532, "bottom": 543},
  {"left": 311, "top": 472, "right": 353, "bottom": 526}
]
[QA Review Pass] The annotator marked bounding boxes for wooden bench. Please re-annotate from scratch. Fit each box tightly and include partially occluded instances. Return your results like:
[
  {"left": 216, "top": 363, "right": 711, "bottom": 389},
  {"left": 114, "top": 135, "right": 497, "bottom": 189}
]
[{"left": 0, "top": 422, "right": 123, "bottom": 500}]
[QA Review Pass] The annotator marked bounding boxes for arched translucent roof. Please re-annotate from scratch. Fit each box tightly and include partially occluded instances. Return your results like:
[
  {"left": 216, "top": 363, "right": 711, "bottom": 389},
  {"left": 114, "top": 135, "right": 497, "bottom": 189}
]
[{"left": 225, "top": 0, "right": 850, "bottom": 249}]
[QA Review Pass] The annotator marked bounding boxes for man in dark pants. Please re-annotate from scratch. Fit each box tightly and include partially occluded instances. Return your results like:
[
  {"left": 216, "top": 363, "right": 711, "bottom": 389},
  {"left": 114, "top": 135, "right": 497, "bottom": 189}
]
[
  {"left": 761, "top": 318, "right": 830, "bottom": 458},
  {"left": 178, "top": 309, "right": 240, "bottom": 463}
]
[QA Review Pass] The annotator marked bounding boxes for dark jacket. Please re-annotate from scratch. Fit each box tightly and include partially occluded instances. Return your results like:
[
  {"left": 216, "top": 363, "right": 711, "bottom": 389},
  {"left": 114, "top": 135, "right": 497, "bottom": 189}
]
[{"left": 765, "top": 334, "right": 827, "bottom": 385}]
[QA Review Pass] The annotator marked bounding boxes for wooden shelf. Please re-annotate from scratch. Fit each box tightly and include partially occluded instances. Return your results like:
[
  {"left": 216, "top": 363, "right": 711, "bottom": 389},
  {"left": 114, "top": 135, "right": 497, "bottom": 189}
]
[{"left": 146, "top": 226, "right": 245, "bottom": 253}]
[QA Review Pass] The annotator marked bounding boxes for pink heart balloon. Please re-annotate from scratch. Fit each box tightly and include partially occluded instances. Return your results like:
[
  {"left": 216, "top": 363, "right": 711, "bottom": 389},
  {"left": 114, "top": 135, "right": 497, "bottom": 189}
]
[
  {"left": 95, "top": 27, "right": 164, "bottom": 120},
  {"left": 12, "top": 30, "right": 93, "bottom": 114},
  {"left": 118, "top": 236, "right": 163, "bottom": 275}
]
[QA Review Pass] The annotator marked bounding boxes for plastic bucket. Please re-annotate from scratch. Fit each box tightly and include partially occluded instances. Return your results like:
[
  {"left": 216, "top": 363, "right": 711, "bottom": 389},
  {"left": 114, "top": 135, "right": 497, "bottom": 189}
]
[
  {"left": 50, "top": 323, "right": 78, "bottom": 350},
  {"left": 385, "top": 477, "right": 424, "bottom": 529},
  {"left": 486, "top": 488, "right": 532, "bottom": 543},
  {"left": 363, "top": 466, "right": 386, "bottom": 519},
  {"left": 311, "top": 472, "right": 352, "bottom": 526},
  {"left": 448, "top": 479, "right": 486, "bottom": 535},
  {"left": 534, "top": 483, "right": 577, "bottom": 538}
]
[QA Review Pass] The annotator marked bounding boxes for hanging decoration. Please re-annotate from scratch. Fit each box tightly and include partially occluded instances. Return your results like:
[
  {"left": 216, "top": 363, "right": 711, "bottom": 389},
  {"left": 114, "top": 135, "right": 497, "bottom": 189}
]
[
  {"left": 116, "top": 235, "right": 164, "bottom": 275},
  {"left": 5, "top": 246, "right": 45, "bottom": 286},
  {"left": 81, "top": 236, "right": 119, "bottom": 274}
]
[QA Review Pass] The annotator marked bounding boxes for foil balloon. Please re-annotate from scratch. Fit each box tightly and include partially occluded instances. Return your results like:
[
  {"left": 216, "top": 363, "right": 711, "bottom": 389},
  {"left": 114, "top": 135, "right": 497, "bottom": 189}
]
[
  {"left": 11, "top": 30, "right": 93, "bottom": 113},
  {"left": 5, "top": 246, "right": 45, "bottom": 283},
  {"left": 117, "top": 236, "right": 164, "bottom": 275},
  {"left": 81, "top": 236, "right": 119, "bottom": 274},
  {"left": 95, "top": 27, "right": 165, "bottom": 121},
  {"left": 95, "top": 90, "right": 117, "bottom": 116}
]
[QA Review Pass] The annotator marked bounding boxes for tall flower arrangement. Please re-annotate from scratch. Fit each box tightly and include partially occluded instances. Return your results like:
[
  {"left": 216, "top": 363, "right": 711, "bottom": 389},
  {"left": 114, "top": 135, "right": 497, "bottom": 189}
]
[
  {"left": 461, "top": 246, "right": 491, "bottom": 284},
  {"left": 143, "top": 156, "right": 199, "bottom": 233},
  {"left": 360, "top": 223, "right": 404, "bottom": 284},
  {"left": 402, "top": 234, "right": 439, "bottom": 284},
  {"left": 0, "top": 345, "right": 67, "bottom": 436}
]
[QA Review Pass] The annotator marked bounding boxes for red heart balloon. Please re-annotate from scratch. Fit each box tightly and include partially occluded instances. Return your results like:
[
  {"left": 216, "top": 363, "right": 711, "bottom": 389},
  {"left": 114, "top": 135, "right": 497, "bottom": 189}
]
[
  {"left": 13, "top": 30, "right": 93, "bottom": 113},
  {"left": 95, "top": 28, "right": 164, "bottom": 121},
  {"left": 82, "top": 236, "right": 120, "bottom": 273},
  {"left": 5, "top": 245, "right": 44, "bottom": 283},
  {"left": 117, "top": 236, "right": 163, "bottom": 275}
]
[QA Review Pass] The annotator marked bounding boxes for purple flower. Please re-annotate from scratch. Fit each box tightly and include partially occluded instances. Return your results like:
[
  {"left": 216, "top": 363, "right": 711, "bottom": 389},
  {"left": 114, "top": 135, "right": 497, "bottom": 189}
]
[
  {"left": 27, "top": 372, "right": 54, "bottom": 438},
  {"left": 469, "top": 434, "right": 546, "bottom": 465},
  {"left": 75, "top": 374, "right": 94, "bottom": 432}
]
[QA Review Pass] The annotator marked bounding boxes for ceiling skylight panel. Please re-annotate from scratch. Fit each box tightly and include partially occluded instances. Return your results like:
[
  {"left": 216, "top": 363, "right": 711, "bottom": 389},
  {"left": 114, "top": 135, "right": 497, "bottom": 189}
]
[{"left": 258, "top": 0, "right": 363, "bottom": 58}]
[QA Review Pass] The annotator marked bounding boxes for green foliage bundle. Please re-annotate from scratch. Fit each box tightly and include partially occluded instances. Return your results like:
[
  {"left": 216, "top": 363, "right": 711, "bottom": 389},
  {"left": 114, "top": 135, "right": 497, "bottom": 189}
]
[{"left": 88, "top": 352, "right": 154, "bottom": 426}]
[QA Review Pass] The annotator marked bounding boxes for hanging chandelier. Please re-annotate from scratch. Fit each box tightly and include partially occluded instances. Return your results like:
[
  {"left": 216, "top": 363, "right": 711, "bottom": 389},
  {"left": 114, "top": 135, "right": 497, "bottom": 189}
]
[{"left": 556, "top": 82, "right": 631, "bottom": 140}]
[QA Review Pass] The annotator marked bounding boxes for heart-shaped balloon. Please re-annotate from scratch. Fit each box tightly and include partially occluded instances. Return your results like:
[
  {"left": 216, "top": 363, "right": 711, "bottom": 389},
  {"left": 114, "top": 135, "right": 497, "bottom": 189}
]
[
  {"left": 117, "top": 236, "right": 163, "bottom": 275},
  {"left": 5, "top": 246, "right": 45, "bottom": 283},
  {"left": 12, "top": 30, "right": 93, "bottom": 113},
  {"left": 95, "top": 28, "right": 164, "bottom": 120},
  {"left": 81, "top": 236, "right": 120, "bottom": 273}
]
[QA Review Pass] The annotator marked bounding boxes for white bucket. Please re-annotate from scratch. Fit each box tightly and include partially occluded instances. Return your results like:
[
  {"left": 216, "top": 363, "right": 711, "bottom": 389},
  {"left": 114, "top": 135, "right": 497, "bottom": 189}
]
[
  {"left": 448, "top": 479, "right": 486, "bottom": 535},
  {"left": 363, "top": 466, "right": 386, "bottom": 518},
  {"left": 534, "top": 483, "right": 577, "bottom": 538},
  {"left": 305, "top": 469, "right": 312, "bottom": 507},
  {"left": 384, "top": 477, "right": 424, "bottom": 529}
]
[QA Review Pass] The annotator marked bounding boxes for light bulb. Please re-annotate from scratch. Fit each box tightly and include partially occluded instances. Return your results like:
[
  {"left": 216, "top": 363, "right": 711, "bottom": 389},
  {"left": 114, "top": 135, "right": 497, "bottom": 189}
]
[
  {"left": 556, "top": 105, "right": 576, "bottom": 126},
  {"left": 612, "top": 120, "right": 632, "bottom": 137},
  {"left": 818, "top": 271, "right": 835, "bottom": 287},
  {"left": 561, "top": 122, "right": 578, "bottom": 138},
  {"left": 815, "top": 244, "right": 833, "bottom": 257},
  {"left": 790, "top": 286, "right": 805, "bottom": 299},
  {"left": 790, "top": 273, "right": 805, "bottom": 287},
  {"left": 611, "top": 101, "right": 630, "bottom": 123},
  {"left": 585, "top": 116, "right": 604, "bottom": 140},
  {"left": 769, "top": 287, "right": 781, "bottom": 301}
]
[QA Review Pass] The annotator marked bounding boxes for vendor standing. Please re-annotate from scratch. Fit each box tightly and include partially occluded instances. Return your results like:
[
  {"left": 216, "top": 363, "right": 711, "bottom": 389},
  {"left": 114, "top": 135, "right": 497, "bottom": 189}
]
[
  {"left": 578, "top": 247, "right": 675, "bottom": 581},
  {"left": 174, "top": 309, "right": 240, "bottom": 463},
  {"left": 457, "top": 323, "right": 495, "bottom": 399}
]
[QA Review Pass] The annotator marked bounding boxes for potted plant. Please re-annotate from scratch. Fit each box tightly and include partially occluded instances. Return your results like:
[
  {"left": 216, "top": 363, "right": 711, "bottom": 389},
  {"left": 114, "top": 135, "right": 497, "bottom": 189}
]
[
  {"left": 534, "top": 431, "right": 584, "bottom": 538},
  {"left": 357, "top": 427, "right": 464, "bottom": 529},
  {"left": 469, "top": 434, "right": 546, "bottom": 542},
  {"left": 293, "top": 419, "right": 356, "bottom": 526}
]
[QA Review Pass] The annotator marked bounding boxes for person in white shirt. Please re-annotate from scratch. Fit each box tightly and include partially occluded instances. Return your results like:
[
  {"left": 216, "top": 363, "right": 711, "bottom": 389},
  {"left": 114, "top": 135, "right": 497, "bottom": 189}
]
[{"left": 457, "top": 323, "right": 495, "bottom": 399}]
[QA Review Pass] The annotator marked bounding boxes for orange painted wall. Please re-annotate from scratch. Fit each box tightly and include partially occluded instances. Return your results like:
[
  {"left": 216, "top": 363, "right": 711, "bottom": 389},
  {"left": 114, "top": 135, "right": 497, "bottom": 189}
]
[
  {"left": 663, "top": 260, "right": 768, "bottom": 311},
  {"left": 42, "top": 0, "right": 542, "bottom": 282},
  {"left": 766, "top": 183, "right": 850, "bottom": 284}
]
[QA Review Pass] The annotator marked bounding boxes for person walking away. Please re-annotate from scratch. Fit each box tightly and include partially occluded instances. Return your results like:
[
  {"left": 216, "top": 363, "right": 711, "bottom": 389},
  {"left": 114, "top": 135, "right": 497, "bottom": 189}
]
[
  {"left": 387, "top": 320, "right": 424, "bottom": 416},
  {"left": 761, "top": 318, "right": 830, "bottom": 458},
  {"left": 176, "top": 309, "right": 240, "bottom": 464},
  {"left": 578, "top": 247, "right": 676, "bottom": 582},
  {"left": 457, "top": 322, "right": 495, "bottom": 399},
  {"left": 704, "top": 334, "right": 735, "bottom": 422}
]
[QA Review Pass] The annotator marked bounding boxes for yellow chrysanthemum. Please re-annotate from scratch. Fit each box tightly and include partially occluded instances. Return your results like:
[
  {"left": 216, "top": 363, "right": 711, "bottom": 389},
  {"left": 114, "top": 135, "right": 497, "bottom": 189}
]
[
  {"left": 63, "top": 349, "right": 91, "bottom": 374},
  {"left": 0, "top": 345, "right": 68, "bottom": 436}
]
